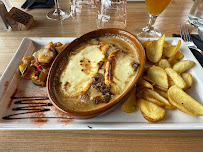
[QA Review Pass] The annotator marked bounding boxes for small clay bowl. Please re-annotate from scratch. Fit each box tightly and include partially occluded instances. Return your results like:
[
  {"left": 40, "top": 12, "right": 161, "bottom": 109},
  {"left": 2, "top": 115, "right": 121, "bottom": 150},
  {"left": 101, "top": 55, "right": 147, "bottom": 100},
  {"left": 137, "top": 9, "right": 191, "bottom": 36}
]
[{"left": 47, "top": 28, "right": 145, "bottom": 119}]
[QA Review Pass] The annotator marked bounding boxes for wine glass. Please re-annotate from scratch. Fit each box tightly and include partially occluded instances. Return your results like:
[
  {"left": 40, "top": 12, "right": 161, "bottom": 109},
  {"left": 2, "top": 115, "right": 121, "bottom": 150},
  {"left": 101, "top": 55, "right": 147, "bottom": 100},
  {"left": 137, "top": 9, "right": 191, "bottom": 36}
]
[
  {"left": 46, "top": 0, "right": 70, "bottom": 20},
  {"left": 135, "top": 0, "right": 173, "bottom": 38}
]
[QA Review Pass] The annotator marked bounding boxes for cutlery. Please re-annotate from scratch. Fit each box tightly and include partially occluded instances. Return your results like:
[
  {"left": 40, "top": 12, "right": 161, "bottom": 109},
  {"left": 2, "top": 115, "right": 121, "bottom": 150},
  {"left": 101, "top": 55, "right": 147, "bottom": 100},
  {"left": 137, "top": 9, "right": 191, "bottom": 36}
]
[
  {"left": 198, "top": 27, "right": 203, "bottom": 41},
  {"left": 180, "top": 24, "right": 203, "bottom": 56}
]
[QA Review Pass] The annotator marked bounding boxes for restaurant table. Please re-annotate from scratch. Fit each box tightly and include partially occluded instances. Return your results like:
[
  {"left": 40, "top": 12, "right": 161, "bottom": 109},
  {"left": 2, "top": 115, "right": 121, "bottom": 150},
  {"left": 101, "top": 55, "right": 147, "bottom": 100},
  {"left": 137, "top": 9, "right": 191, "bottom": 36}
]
[{"left": 0, "top": 0, "right": 203, "bottom": 151}]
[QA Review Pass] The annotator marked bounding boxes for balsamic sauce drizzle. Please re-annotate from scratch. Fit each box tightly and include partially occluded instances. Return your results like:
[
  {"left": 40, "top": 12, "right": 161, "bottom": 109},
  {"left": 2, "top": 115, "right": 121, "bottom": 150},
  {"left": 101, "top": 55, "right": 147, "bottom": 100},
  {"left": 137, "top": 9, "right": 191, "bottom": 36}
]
[
  {"left": 12, "top": 103, "right": 52, "bottom": 111},
  {"left": 2, "top": 96, "right": 73, "bottom": 120},
  {"left": 11, "top": 96, "right": 49, "bottom": 99}
]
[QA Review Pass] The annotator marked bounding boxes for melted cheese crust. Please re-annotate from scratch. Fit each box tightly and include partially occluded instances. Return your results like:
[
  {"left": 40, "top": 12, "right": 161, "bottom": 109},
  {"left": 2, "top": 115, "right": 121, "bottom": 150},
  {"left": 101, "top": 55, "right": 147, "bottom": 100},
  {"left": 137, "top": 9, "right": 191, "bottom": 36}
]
[
  {"left": 60, "top": 45, "right": 106, "bottom": 97},
  {"left": 105, "top": 51, "right": 135, "bottom": 94},
  {"left": 54, "top": 36, "right": 140, "bottom": 112}
]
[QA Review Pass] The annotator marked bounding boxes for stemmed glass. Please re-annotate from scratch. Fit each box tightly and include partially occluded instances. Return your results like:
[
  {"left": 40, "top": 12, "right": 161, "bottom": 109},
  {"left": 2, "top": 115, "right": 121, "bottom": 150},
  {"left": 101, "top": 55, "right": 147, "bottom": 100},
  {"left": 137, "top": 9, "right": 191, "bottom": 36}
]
[
  {"left": 46, "top": 0, "right": 70, "bottom": 20},
  {"left": 135, "top": 0, "right": 173, "bottom": 38}
]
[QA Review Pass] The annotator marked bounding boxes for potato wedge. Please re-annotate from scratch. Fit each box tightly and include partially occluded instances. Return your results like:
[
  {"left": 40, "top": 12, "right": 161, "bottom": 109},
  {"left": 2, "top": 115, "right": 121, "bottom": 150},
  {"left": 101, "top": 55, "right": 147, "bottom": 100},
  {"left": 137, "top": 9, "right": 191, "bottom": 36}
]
[
  {"left": 165, "top": 68, "right": 187, "bottom": 89},
  {"left": 163, "top": 41, "right": 172, "bottom": 47},
  {"left": 181, "top": 73, "right": 193, "bottom": 89},
  {"left": 121, "top": 89, "right": 137, "bottom": 113},
  {"left": 151, "top": 87, "right": 175, "bottom": 110},
  {"left": 142, "top": 39, "right": 151, "bottom": 48},
  {"left": 168, "top": 77, "right": 175, "bottom": 87},
  {"left": 174, "top": 51, "right": 184, "bottom": 60},
  {"left": 158, "top": 59, "right": 171, "bottom": 69},
  {"left": 154, "top": 85, "right": 168, "bottom": 92},
  {"left": 173, "top": 60, "right": 195, "bottom": 73},
  {"left": 163, "top": 40, "right": 181, "bottom": 57},
  {"left": 154, "top": 88, "right": 168, "bottom": 99},
  {"left": 145, "top": 34, "right": 165, "bottom": 63},
  {"left": 168, "top": 56, "right": 178, "bottom": 66},
  {"left": 136, "top": 87, "right": 147, "bottom": 99},
  {"left": 146, "top": 66, "right": 168, "bottom": 89},
  {"left": 146, "top": 89, "right": 171, "bottom": 107},
  {"left": 168, "top": 85, "right": 203, "bottom": 116},
  {"left": 144, "top": 61, "right": 153, "bottom": 73},
  {"left": 143, "top": 91, "right": 165, "bottom": 107},
  {"left": 139, "top": 99, "right": 166, "bottom": 122},
  {"left": 138, "top": 79, "right": 153, "bottom": 90}
]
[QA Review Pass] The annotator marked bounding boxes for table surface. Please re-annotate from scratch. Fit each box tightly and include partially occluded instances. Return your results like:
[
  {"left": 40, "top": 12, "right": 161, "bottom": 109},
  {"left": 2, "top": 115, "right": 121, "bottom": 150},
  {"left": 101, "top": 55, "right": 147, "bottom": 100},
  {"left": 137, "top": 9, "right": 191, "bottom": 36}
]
[{"left": 0, "top": 0, "right": 203, "bottom": 151}]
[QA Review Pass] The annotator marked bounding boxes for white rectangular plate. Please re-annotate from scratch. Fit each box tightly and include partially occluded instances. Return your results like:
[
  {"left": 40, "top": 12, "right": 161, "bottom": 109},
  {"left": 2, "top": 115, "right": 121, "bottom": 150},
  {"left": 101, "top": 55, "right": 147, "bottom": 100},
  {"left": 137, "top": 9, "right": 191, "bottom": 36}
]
[{"left": 0, "top": 37, "right": 203, "bottom": 130}]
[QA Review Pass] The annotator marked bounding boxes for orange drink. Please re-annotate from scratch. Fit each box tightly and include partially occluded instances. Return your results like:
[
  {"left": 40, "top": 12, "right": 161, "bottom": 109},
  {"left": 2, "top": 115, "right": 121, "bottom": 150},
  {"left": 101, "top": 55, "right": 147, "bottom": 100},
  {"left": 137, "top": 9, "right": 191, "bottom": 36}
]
[
  {"left": 135, "top": 0, "right": 173, "bottom": 37},
  {"left": 145, "top": 0, "right": 173, "bottom": 16}
]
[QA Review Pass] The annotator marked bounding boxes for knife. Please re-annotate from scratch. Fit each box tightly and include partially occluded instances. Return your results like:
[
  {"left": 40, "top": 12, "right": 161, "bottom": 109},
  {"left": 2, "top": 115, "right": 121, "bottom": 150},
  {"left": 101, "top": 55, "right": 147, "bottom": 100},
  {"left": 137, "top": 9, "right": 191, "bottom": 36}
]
[
  {"left": 21, "top": 0, "right": 37, "bottom": 9},
  {"left": 198, "top": 27, "right": 203, "bottom": 41}
]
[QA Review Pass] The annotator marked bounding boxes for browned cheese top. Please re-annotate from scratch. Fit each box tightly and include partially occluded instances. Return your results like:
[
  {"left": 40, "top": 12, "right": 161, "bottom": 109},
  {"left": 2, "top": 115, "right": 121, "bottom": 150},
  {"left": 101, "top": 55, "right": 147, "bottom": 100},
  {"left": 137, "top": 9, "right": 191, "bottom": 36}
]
[{"left": 54, "top": 35, "right": 140, "bottom": 112}]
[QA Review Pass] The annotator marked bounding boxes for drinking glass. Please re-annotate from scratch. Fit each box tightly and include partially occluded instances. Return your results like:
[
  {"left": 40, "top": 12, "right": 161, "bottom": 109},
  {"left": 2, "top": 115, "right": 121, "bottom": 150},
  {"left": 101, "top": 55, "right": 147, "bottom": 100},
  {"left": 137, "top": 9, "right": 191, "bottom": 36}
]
[
  {"left": 188, "top": 0, "right": 203, "bottom": 27},
  {"left": 135, "top": 0, "right": 173, "bottom": 38},
  {"left": 70, "top": 0, "right": 97, "bottom": 20},
  {"left": 97, "top": 0, "right": 127, "bottom": 29},
  {"left": 47, "top": 0, "right": 70, "bottom": 20},
  {"left": 69, "top": 0, "right": 98, "bottom": 35}
]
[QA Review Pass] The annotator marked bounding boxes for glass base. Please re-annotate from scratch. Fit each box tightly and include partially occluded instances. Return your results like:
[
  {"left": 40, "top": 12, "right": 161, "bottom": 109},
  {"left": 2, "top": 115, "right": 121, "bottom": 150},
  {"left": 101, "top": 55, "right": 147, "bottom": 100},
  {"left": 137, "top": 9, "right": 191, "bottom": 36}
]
[
  {"left": 188, "top": 14, "right": 203, "bottom": 27},
  {"left": 46, "top": 9, "right": 70, "bottom": 20},
  {"left": 135, "top": 26, "right": 162, "bottom": 38}
]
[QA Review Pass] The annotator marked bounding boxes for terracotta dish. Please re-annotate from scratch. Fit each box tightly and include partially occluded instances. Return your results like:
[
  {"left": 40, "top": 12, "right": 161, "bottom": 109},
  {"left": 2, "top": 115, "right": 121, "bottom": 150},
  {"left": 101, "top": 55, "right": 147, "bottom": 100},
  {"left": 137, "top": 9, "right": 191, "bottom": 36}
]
[{"left": 47, "top": 28, "right": 145, "bottom": 119}]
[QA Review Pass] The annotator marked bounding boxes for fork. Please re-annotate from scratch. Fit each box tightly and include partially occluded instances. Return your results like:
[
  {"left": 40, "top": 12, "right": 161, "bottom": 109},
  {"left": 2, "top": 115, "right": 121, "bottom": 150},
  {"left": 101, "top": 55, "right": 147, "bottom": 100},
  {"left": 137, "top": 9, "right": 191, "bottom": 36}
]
[{"left": 180, "top": 24, "right": 203, "bottom": 55}]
